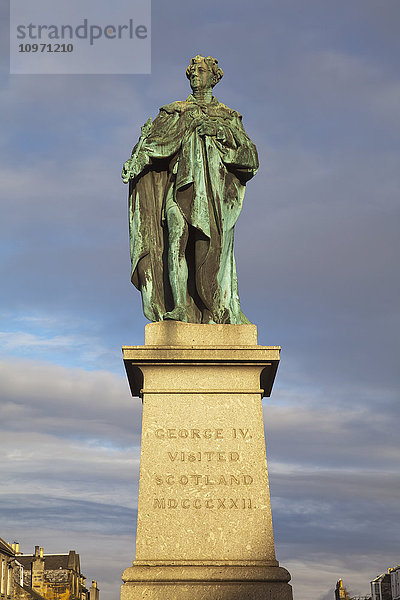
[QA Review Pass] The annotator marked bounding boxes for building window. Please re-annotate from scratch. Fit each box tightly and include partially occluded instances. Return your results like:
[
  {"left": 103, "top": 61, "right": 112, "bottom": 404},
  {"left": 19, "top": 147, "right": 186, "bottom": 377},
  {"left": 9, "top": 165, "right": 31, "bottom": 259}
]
[
  {"left": 1, "top": 560, "right": 5, "bottom": 594},
  {"left": 6, "top": 567, "right": 11, "bottom": 597},
  {"left": 373, "top": 582, "right": 381, "bottom": 600}
]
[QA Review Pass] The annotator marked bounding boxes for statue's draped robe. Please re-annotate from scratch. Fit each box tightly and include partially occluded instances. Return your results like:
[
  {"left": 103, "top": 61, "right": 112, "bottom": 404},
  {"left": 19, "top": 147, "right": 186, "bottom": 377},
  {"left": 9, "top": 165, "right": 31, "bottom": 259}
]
[{"left": 128, "top": 95, "right": 258, "bottom": 324}]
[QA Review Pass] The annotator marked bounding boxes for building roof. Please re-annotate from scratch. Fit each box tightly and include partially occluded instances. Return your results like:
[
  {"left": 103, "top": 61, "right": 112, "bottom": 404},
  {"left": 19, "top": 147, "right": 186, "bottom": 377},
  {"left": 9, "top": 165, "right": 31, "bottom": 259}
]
[
  {"left": 390, "top": 565, "right": 400, "bottom": 573},
  {"left": 17, "top": 551, "right": 80, "bottom": 572},
  {"left": 0, "top": 537, "right": 15, "bottom": 557},
  {"left": 371, "top": 573, "right": 390, "bottom": 583},
  {"left": 14, "top": 581, "right": 47, "bottom": 600}
]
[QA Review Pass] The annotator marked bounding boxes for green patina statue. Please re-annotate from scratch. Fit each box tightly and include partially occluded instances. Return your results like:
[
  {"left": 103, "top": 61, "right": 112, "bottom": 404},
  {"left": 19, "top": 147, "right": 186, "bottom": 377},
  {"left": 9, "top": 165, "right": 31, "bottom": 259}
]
[{"left": 122, "top": 55, "right": 259, "bottom": 323}]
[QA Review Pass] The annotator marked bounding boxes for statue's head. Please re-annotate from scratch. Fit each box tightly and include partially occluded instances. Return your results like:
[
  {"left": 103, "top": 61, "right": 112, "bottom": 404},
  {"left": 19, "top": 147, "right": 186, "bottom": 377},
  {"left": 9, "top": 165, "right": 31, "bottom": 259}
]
[{"left": 186, "top": 55, "right": 223, "bottom": 92}]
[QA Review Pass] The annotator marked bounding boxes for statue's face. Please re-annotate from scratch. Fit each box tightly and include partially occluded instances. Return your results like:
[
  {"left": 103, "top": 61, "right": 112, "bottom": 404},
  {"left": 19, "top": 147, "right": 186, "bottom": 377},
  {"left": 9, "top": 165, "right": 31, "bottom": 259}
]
[{"left": 189, "top": 59, "right": 214, "bottom": 92}]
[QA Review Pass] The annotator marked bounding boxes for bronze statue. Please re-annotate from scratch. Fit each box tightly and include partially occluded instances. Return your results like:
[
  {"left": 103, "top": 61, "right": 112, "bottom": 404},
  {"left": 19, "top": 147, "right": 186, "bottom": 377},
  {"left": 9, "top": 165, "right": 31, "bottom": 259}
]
[{"left": 122, "top": 55, "right": 258, "bottom": 323}]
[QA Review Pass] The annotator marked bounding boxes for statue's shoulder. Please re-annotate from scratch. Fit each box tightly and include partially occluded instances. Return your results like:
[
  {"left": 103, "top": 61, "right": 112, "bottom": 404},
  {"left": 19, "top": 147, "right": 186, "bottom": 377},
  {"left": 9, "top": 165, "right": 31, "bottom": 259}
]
[
  {"left": 214, "top": 100, "right": 242, "bottom": 121},
  {"left": 159, "top": 100, "right": 189, "bottom": 115}
]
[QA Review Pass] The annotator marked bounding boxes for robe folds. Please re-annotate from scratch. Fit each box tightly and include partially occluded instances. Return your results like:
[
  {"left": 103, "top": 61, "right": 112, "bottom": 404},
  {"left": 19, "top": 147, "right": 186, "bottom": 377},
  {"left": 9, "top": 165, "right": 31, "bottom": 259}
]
[{"left": 128, "top": 94, "right": 259, "bottom": 324}]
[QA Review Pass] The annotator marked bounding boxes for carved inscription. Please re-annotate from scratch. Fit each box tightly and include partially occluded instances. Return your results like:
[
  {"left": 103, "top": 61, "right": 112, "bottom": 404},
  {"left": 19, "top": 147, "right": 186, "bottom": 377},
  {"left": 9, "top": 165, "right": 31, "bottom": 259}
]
[
  {"left": 153, "top": 498, "right": 254, "bottom": 509},
  {"left": 155, "top": 428, "right": 252, "bottom": 440},
  {"left": 155, "top": 428, "right": 224, "bottom": 439},
  {"left": 155, "top": 474, "right": 253, "bottom": 485},
  {"left": 167, "top": 451, "right": 239, "bottom": 462},
  {"left": 232, "top": 428, "right": 252, "bottom": 440},
  {"left": 151, "top": 425, "right": 256, "bottom": 510}
]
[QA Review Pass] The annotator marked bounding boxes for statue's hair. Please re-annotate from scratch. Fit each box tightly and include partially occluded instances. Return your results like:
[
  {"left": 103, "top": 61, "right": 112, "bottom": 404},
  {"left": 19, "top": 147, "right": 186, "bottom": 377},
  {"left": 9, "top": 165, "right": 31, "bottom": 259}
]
[{"left": 186, "top": 55, "right": 223, "bottom": 86}]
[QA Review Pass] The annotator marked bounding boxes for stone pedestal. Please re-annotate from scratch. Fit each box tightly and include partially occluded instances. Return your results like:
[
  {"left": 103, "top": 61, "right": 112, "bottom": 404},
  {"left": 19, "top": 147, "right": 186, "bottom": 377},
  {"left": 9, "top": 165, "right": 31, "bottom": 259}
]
[{"left": 121, "top": 322, "right": 292, "bottom": 600}]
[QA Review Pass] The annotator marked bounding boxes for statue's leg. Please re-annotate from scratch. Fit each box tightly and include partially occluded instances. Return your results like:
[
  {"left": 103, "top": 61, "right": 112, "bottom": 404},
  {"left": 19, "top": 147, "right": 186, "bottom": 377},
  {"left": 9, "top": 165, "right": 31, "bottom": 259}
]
[
  {"left": 216, "top": 226, "right": 249, "bottom": 324},
  {"left": 163, "top": 202, "right": 189, "bottom": 322}
]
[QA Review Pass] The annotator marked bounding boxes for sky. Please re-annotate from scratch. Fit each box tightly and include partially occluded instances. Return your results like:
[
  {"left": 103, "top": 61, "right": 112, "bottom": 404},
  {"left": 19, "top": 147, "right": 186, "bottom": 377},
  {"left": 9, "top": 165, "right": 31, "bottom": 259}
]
[{"left": 1, "top": 1, "right": 399, "bottom": 599}]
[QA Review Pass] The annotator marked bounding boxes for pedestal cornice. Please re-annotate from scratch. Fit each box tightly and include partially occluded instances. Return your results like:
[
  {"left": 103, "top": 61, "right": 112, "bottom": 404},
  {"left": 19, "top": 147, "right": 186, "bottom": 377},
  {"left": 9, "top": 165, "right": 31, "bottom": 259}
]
[{"left": 123, "top": 323, "right": 280, "bottom": 398}]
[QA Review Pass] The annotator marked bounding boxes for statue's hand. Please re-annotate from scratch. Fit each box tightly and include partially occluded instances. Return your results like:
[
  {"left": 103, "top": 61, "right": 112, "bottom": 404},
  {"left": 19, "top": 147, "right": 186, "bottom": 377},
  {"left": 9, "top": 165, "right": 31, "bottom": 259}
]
[
  {"left": 121, "top": 152, "right": 148, "bottom": 183},
  {"left": 122, "top": 159, "right": 133, "bottom": 183}
]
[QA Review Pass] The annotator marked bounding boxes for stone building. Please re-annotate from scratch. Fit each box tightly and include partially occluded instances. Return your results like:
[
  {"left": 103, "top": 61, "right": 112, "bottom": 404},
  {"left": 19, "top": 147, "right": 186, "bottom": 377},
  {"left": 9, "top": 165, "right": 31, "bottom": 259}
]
[
  {"left": 335, "top": 579, "right": 351, "bottom": 600},
  {"left": 15, "top": 547, "right": 88, "bottom": 600},
  {"left": 370, "top": 572, "right": 392, "bottom": 600},
  {"left": 0, "top": 539, "right": 98, "bottom": 600},
  {"left": 389, "top": 565, "right": 400, "bottom": 600},
  {"left": 0, "top": 537, "right": 15, "bottom": 600},
  {"left": 88, "top": 582, "right": 98, "bottom": 600}
]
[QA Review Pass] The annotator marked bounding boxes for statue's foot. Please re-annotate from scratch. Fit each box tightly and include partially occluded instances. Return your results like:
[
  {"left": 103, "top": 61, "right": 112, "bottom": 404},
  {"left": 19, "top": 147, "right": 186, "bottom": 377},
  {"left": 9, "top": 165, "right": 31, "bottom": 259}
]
[{"left": 163, "top": 307, "right": 188, "bottom": 322}]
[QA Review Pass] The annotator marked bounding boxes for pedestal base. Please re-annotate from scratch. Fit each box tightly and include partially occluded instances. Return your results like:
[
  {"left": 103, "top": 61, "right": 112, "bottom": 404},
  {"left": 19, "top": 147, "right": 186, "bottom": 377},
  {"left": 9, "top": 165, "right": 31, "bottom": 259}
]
[
  {"left": 121, "top": 323, "right": 293, "bottom": 600},
  {"left": 122, "top": 563, "right": 293, "bottom": 600}
]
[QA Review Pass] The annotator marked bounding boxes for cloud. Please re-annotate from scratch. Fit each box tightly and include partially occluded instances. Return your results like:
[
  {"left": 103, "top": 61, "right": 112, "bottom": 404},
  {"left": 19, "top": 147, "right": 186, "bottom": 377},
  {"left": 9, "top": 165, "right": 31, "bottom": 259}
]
[
  {"left": 0, "top": 357, "right": 142, "bottom": 444},
  {"left": 278, "top": 48, "right": 400, "bottom": 123},
  {"left": 0, "top": 495, "right": 137, "bottom": 535},
  {"left": 0, "top": 330, "right": 99, "bottom": 352},
  {"left": 1, "top": 432, "right": 140, "bottom": 504},
  {"left": 264, "top": 401, "right": 400, "bottom": 469},
  {"left": 0, "top": 327, "right": 118, "bottom": 370}
]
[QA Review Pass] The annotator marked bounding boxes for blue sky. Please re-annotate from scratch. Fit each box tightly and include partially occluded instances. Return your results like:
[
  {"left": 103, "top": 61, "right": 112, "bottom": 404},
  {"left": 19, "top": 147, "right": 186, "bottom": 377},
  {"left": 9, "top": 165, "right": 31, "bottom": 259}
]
[{"left": 1, "top": 1, "right": 399, "bottom": 599}]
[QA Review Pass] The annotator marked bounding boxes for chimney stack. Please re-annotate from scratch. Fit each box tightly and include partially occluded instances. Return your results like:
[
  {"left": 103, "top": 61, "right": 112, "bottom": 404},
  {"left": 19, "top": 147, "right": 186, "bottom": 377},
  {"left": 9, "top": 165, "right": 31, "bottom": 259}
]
[
  {"left": 89, "top": 580, "right": 100, "bottom": 600},
  {"left": 31, "top": 545, "right": 45, "bottom": 595}
]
